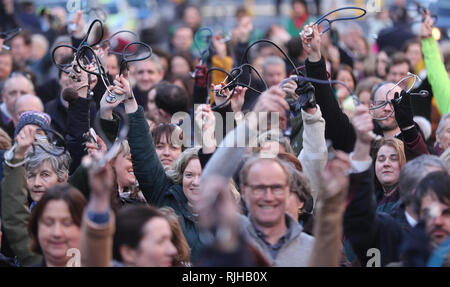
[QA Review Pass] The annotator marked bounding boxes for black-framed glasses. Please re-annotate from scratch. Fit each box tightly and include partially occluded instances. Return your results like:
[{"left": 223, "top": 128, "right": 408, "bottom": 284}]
[{"left": 245, "top": 184, "right": 288, "bottom": 197}]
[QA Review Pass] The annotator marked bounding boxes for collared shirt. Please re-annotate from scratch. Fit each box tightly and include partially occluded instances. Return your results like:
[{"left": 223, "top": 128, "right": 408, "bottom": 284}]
[
  {"left": 404, "top": 210, "right": 418, "bottom": 227},
  {"left": 251, "top": 215, "right": 292, "bottom": 260}
]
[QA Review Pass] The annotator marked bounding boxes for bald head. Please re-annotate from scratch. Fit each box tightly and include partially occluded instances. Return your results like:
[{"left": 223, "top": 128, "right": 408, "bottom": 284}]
[
  {"left": 13, "top": 94, "right": 44, "bottom": 125},
  {"left": 2, "top": 74, "right": 35, "bottom": 116}
]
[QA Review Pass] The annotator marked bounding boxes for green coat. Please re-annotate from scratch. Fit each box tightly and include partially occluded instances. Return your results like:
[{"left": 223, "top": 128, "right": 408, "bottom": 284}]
[
  {"left": 1, "top": 159, "right": 43, "bottom": 266},
  {"left": 127, "top": 106, "right": 203, "bottom": 261}
]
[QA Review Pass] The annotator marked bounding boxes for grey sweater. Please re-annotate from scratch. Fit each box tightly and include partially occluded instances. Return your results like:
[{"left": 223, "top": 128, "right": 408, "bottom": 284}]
[{"left": 239, "top": 214, "right": 315, "bottom": 267}]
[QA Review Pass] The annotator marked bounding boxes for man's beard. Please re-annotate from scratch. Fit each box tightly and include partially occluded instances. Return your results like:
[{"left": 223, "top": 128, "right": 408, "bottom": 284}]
[{"left": 377, "top": 119, "right": 398, "bottom": 132}]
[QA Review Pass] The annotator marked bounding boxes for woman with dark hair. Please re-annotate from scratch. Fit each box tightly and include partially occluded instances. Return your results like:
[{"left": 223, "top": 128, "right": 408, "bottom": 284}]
[
  {"left": 113, "top": 205, "right": 177, "bottom": 267},
  {"left": 333, "top": 64, "right": 357, "bottom": 109},
  {"left": 151, "top": 123, "right": 183, "bottom": 171},
  {"left": 28, "top": 184, "right": 87, "bottom": 267},
  {"left": 168, "top": 53, "right": 194, "bottom": 78}
]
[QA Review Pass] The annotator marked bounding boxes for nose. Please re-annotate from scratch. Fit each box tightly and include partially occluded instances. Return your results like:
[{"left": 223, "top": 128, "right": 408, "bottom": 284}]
[
  {"left": 192, "top": 175, "right": 200, "bottom": 186},
  {"left": 52, "top": 222, "right": 63, "bottom": 237},
  {"left": 382, "top": 159, "right": 393, "bottom": 168},
  {"left": 383, "top": 101, "right": 393, "bottom": 112},
  {"left": 34, "top": 176, "right": 43, "bottom": 187},
  {"left": 167, "top": 241, "right": 177, "bottom": 257},
  {"left": 433, "top": 214, "right": 444, "bottom": 226},
  {"left": 262, "top": 188, "right": 276, "bottom": 201},
  {"left": 163, "top": 146, "right": 170, "bottom": 156}
]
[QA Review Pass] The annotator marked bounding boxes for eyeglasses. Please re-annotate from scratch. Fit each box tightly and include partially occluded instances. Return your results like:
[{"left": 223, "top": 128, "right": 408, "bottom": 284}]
[
  {"left": 369, "top": 72, "right": 423, "bottom": 121},
  {"left": 245, "top": 184, "right": 287, "bottom": 197}
]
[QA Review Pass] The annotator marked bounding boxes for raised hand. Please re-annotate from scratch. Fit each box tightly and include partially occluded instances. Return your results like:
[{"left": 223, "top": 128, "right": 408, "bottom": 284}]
[
  {"left": 14, "top": 125, "right": 37, "bottom": 159},
  {"left": 85, "top": 134, "right": 107, "bottom": 158},
  {"left": 211, "top": 83, "right": 230, "bottom": 107},
  {"left": 87, "top": 161, "right": 115, "bottom": 212},
  {"left": 251, "top": 86, "right": 289, "bottom": 131},
  {"left": 391, "top": 90, "right": 415, "bottom": 131},
  {"left": 67, "top": 61, "right": 97, "bottom": 96},
  {"left": 352, "top": 105, "right": 374, "bottom": 145},
  {"left": 99, "top": 85, "right": 122, "bottom": 120},
  {"left": 230, "top": 86, "right": 247, "bottom": 113},
  {"left": 280, "top": 78, "right": 297, "bottom": 99},
  {"left": 112, "top": 74, "right": 133, "bottom": 100},
  {"left": 195, "top": 104, "right": 216, "bottom": 153},
  {"left": 300, "top": 24, "right": 321, "bottom": 62},
  {"left": 420, "top": 10, "right": 434, "bottom": 39},
  {"left": 320, "top": 151, "right": 350, "bottom": 201}
]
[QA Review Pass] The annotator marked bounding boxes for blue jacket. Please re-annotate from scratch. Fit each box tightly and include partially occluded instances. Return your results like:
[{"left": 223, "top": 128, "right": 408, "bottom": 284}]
[{"left": 127, "top": 106, "right": 203, "bottom": 261}]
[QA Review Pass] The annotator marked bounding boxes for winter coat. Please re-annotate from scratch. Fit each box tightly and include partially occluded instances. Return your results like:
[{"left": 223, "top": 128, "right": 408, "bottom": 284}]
[{"left": 127, "top": 106, "right": 204, "bottom": 261}]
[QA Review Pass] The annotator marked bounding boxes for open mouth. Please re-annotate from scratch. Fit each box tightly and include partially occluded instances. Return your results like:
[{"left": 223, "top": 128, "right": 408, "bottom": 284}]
[{"left": 258, "top": 205, "right": 277, "bottom": 211}]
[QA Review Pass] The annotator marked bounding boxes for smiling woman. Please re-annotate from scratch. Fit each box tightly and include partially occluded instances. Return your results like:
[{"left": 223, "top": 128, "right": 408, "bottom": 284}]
[
  {"left": 28, "top": 184, "right": 87, "bottom": 267},
  {"left": 372, "top": 138, "right": 406, "bottom": 213}
]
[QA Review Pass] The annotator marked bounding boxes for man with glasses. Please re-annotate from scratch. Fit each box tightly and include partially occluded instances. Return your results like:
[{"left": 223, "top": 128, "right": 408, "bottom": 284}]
[
  {"left": 239, "top": 156, "right": 314, "bottom": 266},
  {"left": 370, "top": 81, "right": 428, "bottom": 160},
  {"left": 301, "top": 23, "right": 428, "bottom": 161},
  {"left": 0, "top": 73, "right": 35, "bottom": 138}
]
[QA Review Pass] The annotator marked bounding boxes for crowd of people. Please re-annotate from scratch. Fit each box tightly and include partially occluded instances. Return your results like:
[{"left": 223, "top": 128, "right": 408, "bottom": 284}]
[{"left": 0, "top": 0, "right": 449, "bottom": 267}]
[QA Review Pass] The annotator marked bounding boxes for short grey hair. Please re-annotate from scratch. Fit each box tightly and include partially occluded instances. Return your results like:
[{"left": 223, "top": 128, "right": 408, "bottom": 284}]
[
  {"left": 284, "top": 163, "right": 311, "bottom": 203},
  {"left": 24, "top": 141, "right": 71, "bottom": 182},
  {"left": 436, "top": 112, "right": 450, "bottom": 139},
  {"left": 399, "top": 155, "right": 447, "bottom": 210},
  {"left": 134, "top": 53, "right": 163, "bottom": 74},
  {"left": 262, "top": 56, "right": 286, "bottom": 73},
  {"left": 239, "top": 154, "right": 289, "bottom": 186}
]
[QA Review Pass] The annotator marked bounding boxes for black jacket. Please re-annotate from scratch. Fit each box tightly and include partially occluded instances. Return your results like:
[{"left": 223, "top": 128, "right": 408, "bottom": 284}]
[
  {"left": 0, "top": 253, "right": 18, "bottom": 267},
  {"left": 45, "top": 96, "right": 68, "bottom": 137},
  {"left": 305, "top": 56, "right": 356, "bottom": 153},
  {"left": 344, "top": 168, "right": 408, "bottom": 266},
  {"left": 65, "top": 97, "right": 97, "bottom": 175},
  {"left": 132, "top": 87, "right": 149, "bottom": 111}
]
